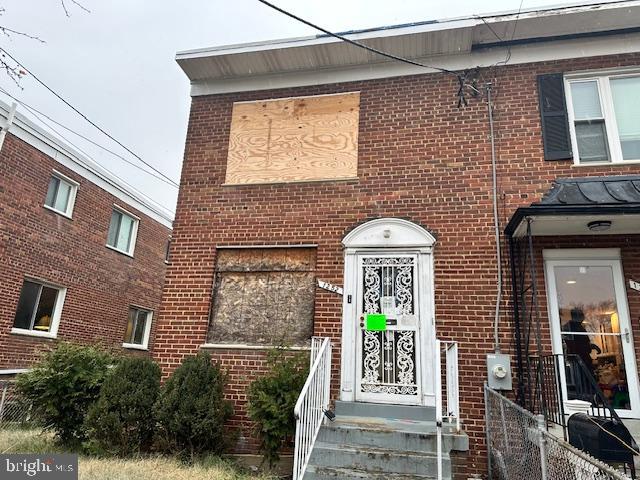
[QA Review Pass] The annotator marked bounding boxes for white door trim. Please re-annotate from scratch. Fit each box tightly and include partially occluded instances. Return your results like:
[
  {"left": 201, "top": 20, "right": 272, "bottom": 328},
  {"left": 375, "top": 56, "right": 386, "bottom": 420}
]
[
  {"left": 543, "top": 248, "right": 640, "bottom": 419},
  {"left": 339, "top": 218, "right": 436, "bottom": 407}
]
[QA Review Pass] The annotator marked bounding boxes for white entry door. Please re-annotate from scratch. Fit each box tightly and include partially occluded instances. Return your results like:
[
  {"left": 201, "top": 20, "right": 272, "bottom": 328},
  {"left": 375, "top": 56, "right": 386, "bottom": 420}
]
[
  {"left": 544, "top": 249, "right": 640, "bottom": 418},
  {"left": 355, "top": 253, "right": 424, "bottom": 405}
]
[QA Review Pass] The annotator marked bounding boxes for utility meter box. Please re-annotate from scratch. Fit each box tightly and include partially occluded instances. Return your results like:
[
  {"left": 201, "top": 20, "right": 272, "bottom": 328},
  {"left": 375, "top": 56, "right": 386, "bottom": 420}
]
[{"left": 487, "top": 353, "right": 512, "bottom": 390}]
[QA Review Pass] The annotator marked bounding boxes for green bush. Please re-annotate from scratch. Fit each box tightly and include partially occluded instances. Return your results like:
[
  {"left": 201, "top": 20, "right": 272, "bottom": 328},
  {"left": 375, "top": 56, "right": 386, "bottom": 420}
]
[
  {"left": 84, "top": 356, "right": 161, "bottom": 456},
  {"left": 247, "top": 349, "right": 308, "bottom": 466},
  {"left": 154, "top": 352, "right": 233, "bottom": 458},
  {"left": 15, "top": 343, "right": 113, "bottom": 446}
]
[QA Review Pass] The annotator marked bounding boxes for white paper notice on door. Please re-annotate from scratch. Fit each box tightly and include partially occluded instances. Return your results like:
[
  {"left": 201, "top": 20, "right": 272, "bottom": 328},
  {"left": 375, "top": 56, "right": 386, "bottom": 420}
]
[
  {"left": 400, "top": 314, "right": 418, "bottom": 328},
  {"left": 381, "top": 296, "right": 396, "bottom": 317}
]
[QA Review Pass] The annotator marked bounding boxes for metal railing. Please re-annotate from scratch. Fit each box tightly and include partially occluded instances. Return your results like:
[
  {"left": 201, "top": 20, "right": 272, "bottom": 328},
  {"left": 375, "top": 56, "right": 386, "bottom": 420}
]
[
  {"left": 293, "top": 337, "right": 332, "bottom": 480},
  {"left": 436, "top": 340, "right": 461, "bottom": 480},
  {"left": 532, "top": 354, "right": 622, "bottom": 435},
  {"left": 533, "top": 354, "right": 567, "bottom": 437},
  {"left": 435, "top": 340, "right": 461, "bottom": 431},
  {"left": 0, "top": 379, "right": 33, "bottom": 428},
  {"left": 485, "top": 384, "right": 631, "bottom": 480}
]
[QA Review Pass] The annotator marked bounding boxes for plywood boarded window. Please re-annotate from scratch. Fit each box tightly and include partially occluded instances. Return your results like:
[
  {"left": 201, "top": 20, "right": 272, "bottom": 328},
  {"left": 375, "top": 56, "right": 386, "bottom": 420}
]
[
  {"left": 225, "top": 92, "right": 360, "bottom": 185},
  {"left": 207, "top": 248, "right": 316, "bottom": 346}
]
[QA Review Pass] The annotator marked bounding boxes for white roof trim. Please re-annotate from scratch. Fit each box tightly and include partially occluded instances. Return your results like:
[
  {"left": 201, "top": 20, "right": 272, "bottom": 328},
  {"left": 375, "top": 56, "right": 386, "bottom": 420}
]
[
  {"left": 0, "top": 100, "right": 173, "bottom": 228},
  {"left": 189, "top": 32, "right": 640, "bottom": 96},
  {"left": 177, "top": 0, "right": 638, "bottom": 59},
  {"left": 177, "top": 0, "right": 640, "bottom": 96}
]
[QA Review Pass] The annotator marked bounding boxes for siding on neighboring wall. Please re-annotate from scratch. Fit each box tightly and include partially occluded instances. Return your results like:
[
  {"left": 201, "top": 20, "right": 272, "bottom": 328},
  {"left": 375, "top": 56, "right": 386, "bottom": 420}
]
[
  {"left": 154, "top": 52, "right": 640, "bottom": 476},
  {"left": 0, "top": 133, "right": 171, "bottom": 368}
]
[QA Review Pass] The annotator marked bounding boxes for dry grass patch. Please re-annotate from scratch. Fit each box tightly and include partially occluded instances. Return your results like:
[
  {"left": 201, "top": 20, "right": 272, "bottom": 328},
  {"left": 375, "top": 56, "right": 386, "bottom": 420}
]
[
  {"left": 0, "top": 429, "right": 276, "bottom": 480},
  {"left": 78, "top": 456, "right": 274, "bottom": 480}
]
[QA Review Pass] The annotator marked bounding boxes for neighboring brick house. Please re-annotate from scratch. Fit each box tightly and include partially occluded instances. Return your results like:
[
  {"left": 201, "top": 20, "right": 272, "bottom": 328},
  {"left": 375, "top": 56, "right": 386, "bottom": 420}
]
[
  {"left": 0, "top": 101, "right": 173, "bottom": 371},
  {"left": 155, "top": 2, "right": 640, "bottom": 477}
]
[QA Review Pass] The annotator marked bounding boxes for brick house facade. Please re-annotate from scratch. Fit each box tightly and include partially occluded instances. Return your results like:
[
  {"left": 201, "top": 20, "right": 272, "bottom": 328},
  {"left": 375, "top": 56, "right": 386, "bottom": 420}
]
[
  {"left": 155, "top": 3, "right": 640, "bottom": 476},
  {"left": 0, "top": 102, "right": 173, "bottom": 370}
]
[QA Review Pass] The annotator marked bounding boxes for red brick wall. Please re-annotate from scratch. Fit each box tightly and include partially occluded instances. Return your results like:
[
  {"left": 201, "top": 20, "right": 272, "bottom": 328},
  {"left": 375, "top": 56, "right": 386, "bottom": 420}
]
[
  {"left": 0, "top": 133, "right": 171, "bottom": 368},
  {"left": 154, "top": 52, "right": 640, "bottom": 473}
]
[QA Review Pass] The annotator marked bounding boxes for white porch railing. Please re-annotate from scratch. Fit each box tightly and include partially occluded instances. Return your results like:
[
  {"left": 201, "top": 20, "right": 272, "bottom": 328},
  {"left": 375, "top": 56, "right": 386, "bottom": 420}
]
[
  {"left": 435, "top": 340, "right": 461, "bottom": 480},
  {"left": 293, "top": 337, "right": 332, "bottom": 480}
]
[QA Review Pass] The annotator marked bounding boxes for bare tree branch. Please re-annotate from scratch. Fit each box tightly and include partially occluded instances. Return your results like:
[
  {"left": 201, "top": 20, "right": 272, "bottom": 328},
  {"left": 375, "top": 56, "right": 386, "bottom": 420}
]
[
  {"left": 0, "top": 53, "right": 25, "bottom": 88},
  {"left": 60, "top": 0, "right": 90, "bottom": 17},
  {"left": 0, "top": 25, "right": 45, "bottom": 42},
  {"left": 0, "top": 1, "right": 88, "bottom": 84},
  {"left": 70, "top": 0, "right": 90, "bottom": 13}
]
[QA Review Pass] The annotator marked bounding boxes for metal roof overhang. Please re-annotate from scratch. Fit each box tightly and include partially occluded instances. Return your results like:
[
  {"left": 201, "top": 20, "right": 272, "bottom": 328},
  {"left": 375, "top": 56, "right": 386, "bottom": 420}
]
[
  {"left": 176, "top": 1, "right": 640, "bottom": 88},
  {"left": 505, "top": 204, "right": 640, "bottom": 238}
]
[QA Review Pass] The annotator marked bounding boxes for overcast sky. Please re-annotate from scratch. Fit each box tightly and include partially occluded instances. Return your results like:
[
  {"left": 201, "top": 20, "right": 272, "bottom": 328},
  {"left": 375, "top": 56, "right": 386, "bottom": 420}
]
[{"left": 0, "top": 0, "right": 593, "bottom": 216}]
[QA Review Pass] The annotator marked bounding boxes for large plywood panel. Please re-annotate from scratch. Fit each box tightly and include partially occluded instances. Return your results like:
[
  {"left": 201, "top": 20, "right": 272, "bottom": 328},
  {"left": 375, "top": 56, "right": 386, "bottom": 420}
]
[
  {"left": 208, "top": 248, "right": 316, "bottom": 346},
  {"left": 225, "top": 92, "right": 359, "bottom": 185}
]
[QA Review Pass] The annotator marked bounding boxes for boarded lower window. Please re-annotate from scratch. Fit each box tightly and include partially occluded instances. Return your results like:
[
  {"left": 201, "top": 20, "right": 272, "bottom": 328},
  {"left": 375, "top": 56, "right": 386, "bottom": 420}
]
[
  {"left": 207, "top": 248, "right": 316, "bottom": 346},
  {"left": 225, "top": 92, "right": 360, "bottom": 185}
]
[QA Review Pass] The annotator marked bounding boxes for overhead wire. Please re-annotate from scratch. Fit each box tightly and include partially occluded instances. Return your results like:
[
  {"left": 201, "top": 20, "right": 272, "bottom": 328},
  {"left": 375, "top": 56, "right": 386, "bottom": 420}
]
[
  {"left": 496, "top": 0, "right": 525, "bottom": 66},
  {"left": 0, "top": 86, "right": 179, "bottom": 188},
  {"left": 256, "top": 0, "right": 460, "bottom": 77},
  {"left": 3, "top": 91, "right": 175, "bottom": 216},
  {"left": 0, "top": 88, "right": 179, "bottom": 187},
  {"left": 0, "top": 47, "right": 179, "bottom": 187}
]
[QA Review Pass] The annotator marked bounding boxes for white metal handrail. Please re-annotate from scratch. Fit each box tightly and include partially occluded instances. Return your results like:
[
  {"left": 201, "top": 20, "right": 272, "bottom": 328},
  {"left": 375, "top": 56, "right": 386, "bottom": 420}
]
[
  {"left": 445, "top": 341, "right": 460, "bottom": 432},
  {"left": 435, "top": 340, "right": 461, "bottom": 430},
  {"left": 435, "top": 340, "right": 461, "bottom": 480},
  {"left": 293, "top": 337, "right": 332, "bottom": 480}
]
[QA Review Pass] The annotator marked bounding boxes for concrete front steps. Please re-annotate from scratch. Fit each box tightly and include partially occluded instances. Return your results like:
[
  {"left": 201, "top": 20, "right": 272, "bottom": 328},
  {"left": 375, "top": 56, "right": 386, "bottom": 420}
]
[{"left": 303, "top": 401, "right": 469, "bottom": 480}]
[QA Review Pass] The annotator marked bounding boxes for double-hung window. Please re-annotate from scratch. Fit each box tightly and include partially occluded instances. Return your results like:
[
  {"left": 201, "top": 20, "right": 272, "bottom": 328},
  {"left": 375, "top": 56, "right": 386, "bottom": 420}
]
[
  {"left": 123, "top": 307, "right": 152, "bottom": 350},
  {"left": 44, "top": 171, "right": 78, "bottom": 217},
  {"left": 106, "top": 206, "right": 139, "bottom": 256},
  {"left": 12, "top": 279, "right": 66, "bottom": 338},
  {"left": 566, "top": 71, "right": 640, "bottom": 164}
]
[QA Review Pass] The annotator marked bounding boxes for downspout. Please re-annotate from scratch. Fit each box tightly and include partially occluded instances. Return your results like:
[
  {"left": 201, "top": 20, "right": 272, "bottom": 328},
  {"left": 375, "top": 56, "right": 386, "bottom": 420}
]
[
  {"left": 487, "top": 85, "right": 503, "bottom": 354},
  {"left": 0, "top": 102, "right": 17, "bottom": 153}
]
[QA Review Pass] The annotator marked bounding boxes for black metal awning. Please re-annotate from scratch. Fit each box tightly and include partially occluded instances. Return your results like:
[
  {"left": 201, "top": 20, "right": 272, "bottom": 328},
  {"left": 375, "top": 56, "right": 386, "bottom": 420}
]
[
  {"left": 505, "top": 176, "right": 640, "bottom": 237},
  {"left": 506, "top": 175, "right": 640, "bottom": 410}
]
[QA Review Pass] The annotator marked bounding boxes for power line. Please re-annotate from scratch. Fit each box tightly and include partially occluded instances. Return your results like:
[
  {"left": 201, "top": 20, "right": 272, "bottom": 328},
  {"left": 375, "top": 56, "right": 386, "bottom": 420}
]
[
  {"left": 0, "top": 47, "right": 180, "bottom": 187},
  {"left": 10, "top": 95, "right": 175, "bottom": 216},
  {"left": 256, "top": 0, "right": 459, "bottom": 77},
  {"left": 0, "top": 86, "right": 179, "bottom": 188},
  {"left": 497, "top": 0, "right": 525, "bottom": 66},
  {"left": 26, "top": 104, "right": 175, "bottom": 216}
]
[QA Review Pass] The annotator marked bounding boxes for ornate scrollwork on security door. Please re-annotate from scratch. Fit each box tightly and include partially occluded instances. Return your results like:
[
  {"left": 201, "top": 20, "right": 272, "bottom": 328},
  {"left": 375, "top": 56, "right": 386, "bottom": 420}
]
[{"left": 360, "top": 256, "right": 418, "bottom": 396}]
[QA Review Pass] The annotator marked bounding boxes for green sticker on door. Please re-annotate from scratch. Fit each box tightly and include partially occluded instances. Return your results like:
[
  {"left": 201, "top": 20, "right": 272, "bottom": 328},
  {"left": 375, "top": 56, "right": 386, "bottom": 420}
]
[{"left": 365, "top": 313, "right": 387, "bottom": 331}]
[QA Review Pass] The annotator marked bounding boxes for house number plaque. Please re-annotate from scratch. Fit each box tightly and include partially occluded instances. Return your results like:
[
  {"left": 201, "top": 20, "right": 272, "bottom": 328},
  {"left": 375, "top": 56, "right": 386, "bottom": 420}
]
[{"left": 317, "top": 280, "right": 343, "bottom": 295}]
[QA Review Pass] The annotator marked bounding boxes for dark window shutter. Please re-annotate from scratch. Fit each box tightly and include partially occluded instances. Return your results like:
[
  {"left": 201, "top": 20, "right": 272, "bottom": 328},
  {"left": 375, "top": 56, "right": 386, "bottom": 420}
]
[{"left": 538, "top": 73, "right": 573, "bottom": 161}]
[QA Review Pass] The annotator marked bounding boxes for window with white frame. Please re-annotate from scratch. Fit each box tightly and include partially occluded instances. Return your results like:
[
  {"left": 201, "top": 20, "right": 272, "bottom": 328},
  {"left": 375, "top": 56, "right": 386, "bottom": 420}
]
[
  {"left": 44, "top": 171, "right": 78, "bottom": 217},
  {"left": 123, "top": 306, "right": 152, "bottom": 349},
  {"left": 106, "top": 206, "right": 139, "bottom": 256},
  {"left": 566, "top": 72, "right": 640, "bottom": 164},
  {"left": 12, "top": 279, "right": 66, "bottom": 337}
]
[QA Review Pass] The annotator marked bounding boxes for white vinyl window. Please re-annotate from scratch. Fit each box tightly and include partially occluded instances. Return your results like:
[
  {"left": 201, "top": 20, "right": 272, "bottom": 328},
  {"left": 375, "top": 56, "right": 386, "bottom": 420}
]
[
  {"left": 11, "top": 279, "right": 66, "bottom": 339},
  {"left": 44, "top": 171, "right": 78, "bottom": 218},
  {"left": 106, "top": 206, "right": 139, "bottom": 256},
  {"left": 566, "top": 71, "right": 640, "bottom": 164},
  {"left": 123, "top": 306, "right": 152, "bottom": 350}
]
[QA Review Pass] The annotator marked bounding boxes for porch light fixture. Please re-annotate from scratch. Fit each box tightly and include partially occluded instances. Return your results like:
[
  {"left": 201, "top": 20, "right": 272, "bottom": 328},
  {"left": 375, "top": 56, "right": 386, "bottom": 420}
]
[
  {"left": 566, "top": 280, "right": 577, "bottom": 284},
  {"left": 587, "top": 220, "right": 612, "bottom": 232}
]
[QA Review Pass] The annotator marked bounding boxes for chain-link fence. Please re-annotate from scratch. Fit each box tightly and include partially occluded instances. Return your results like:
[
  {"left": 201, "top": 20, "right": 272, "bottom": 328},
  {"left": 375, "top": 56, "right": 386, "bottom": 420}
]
[
  {"left": 485, "top": 384, "right": 632, "bottom": 480},
  {"left": 0, "top": 379, "right": 34, "bottom": 428}
]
